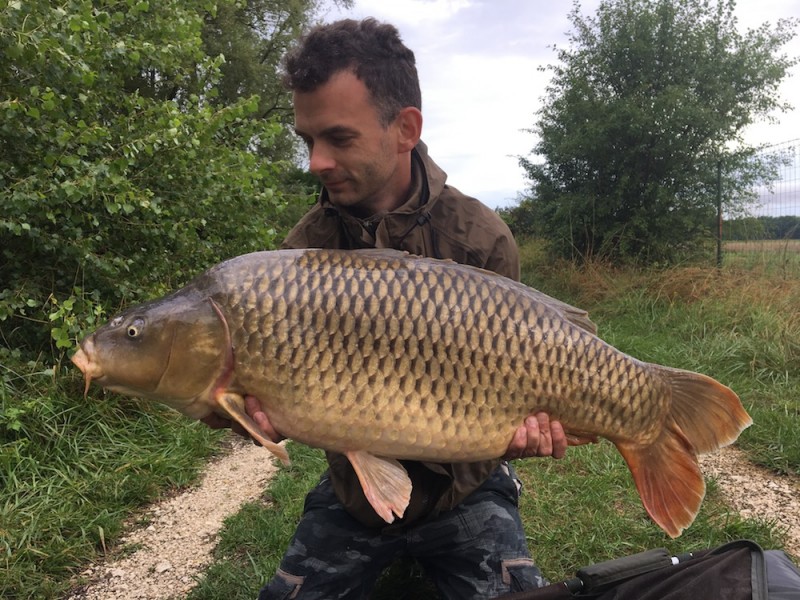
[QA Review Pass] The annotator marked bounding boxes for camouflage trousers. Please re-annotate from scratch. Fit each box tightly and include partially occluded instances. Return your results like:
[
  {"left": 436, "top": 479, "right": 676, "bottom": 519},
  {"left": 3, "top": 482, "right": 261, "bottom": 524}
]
[{"left": 258, "top": 462, "right": 547, "bottom": 600}]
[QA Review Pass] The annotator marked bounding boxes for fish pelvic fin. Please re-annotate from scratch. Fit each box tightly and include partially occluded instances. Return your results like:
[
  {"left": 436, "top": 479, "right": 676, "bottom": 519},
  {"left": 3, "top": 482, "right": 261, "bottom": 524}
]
[
  {"left": 217, "top": 392, "right": 290, "bottom": 466},
  {"left": 616, "top": 426, "right": 703, "bottom": 538},
  {"left": 345, "top": 450, "right": 412, "bottom": 524},
  {"left": 617, "top": 368, "right": 751, "bottom": 538}
]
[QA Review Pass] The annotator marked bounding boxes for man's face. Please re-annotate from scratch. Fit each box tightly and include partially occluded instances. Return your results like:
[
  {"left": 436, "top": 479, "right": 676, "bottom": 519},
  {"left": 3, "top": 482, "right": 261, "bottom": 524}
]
[{"left": 293, "top": 70, "right": 406, "bottom": 216}]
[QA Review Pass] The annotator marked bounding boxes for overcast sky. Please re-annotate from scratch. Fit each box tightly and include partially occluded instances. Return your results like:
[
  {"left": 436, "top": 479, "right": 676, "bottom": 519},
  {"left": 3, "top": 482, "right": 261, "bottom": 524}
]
[{"left": 323, "top": 0, "right": 800, "bottom": 210}]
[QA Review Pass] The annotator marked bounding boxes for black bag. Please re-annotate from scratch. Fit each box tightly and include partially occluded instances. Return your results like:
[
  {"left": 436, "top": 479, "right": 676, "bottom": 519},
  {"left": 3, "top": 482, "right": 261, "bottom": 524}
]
[{"left": 500, "top": 540, "right": 800, "bottom": 600}]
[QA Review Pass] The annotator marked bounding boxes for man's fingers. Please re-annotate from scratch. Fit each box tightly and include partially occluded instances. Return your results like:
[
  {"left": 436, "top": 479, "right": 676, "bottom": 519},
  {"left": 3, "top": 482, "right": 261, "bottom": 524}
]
[
  {"left": 549, "top": 419, "right": 567, "bottom": 459},
  {"left": 200, "top": 396, "right": 281, "bottom": 445},
  {"left": 507, "top": 414, "right": 568, "bottom": 460},
  {"left": 534, "top": 413, "right": 552, "bottom": 457},
  {"left": 244, "top": 395, "right": 285, "bottom": 443},
  {"left": 504, "top": 425, "right": 528, "bottom": 459},
  {"left": 245, "top": 395, "right": 262, "bottom": 415}
]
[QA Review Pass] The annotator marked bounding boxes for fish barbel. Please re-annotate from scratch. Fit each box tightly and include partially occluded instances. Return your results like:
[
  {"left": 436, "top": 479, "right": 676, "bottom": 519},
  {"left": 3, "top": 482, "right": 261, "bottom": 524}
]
[{"left": 71, "top": 249, "right": 751, "bottom": 537}]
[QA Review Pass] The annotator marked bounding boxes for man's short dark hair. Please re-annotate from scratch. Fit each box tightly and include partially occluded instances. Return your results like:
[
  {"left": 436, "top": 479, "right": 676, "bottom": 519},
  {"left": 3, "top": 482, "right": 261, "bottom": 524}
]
[{"left": 282, "top": 18, "right": 421, "bottom": 126}]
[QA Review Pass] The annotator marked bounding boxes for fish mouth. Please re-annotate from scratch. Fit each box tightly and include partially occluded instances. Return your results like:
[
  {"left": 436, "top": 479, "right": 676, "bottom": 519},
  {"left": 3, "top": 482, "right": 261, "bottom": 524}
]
[{"left": 71, "top": 337, "right": 104, "bottom": 397}]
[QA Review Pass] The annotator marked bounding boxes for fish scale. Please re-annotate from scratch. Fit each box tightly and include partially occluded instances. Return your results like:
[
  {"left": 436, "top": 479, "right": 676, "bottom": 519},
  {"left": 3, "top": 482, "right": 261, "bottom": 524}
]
[
  {"left": 214, "top": 251, "right": 674, "bottom": 455},
  {"left": 72, "top": 248, "right": 751, "bottom": 537}
]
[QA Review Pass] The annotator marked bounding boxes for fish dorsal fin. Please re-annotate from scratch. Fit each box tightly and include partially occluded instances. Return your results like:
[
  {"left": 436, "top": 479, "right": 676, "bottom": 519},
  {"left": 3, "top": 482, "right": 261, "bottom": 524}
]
[
  {"left": 526, "top": 288, "right": 598, "bottom": 334},
  {"left": 349, "top": 248, "right": 458, "bottom": 265},
  {"left": 349, "top": 248, "right": 410, "bottom": 259},
  {"left": 344, "top": 249, "right": 598, "bottom": 333},
  {"left": 345, "top": 450, "right": 411, "bottom": 523},
  {"left": 217, "top": 392, "right": 291, "bottom": 466}
]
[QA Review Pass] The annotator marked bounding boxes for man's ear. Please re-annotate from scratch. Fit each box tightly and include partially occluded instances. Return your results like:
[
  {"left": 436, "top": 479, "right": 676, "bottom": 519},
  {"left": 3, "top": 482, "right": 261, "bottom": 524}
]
[{"left": 395, "top": 107, "right": 422, "bottom": 153}]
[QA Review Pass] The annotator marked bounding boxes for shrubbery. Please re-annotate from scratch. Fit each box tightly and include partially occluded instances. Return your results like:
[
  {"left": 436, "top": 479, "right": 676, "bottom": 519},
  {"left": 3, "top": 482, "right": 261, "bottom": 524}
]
[{"left": 0, "top": 0, "right": 300, "bottom": 362}]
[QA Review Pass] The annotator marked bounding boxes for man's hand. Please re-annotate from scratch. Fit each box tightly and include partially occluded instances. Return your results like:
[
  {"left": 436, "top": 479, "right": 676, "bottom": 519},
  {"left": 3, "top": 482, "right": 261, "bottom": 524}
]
[
  {"left": 504, "top": 413, "right": 567, "bottom": 460},
  {"left": 200, "top": 395, "right": 285, "bottom": 444}
]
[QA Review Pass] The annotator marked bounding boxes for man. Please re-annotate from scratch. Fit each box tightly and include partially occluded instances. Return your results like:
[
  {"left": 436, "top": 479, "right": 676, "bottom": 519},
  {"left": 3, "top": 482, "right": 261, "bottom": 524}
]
[{"left": 208, "top": 18, "right": 567, "bottom": 599}]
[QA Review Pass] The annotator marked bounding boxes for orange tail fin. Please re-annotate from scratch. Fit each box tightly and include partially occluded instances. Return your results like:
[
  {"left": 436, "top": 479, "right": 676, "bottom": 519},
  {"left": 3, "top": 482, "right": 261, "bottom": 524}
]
[{"left": 616, "top": 368, "right": 751, "bottom": 538}]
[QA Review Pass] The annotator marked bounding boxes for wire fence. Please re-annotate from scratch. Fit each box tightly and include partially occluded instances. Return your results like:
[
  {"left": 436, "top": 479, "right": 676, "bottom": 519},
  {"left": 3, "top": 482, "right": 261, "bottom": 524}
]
[{"left": 720, "top": 139, "right": 800, "bottom": 277}]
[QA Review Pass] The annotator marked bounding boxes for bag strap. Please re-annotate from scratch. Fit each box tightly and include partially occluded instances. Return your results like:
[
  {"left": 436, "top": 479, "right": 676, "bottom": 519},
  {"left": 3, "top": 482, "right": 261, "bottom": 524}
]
[
  {"left": 576, "top": 548, "right": 673, "bottom": 591},
  {"left": 706, "top": 540, "right": 768, "bottom": 600}
]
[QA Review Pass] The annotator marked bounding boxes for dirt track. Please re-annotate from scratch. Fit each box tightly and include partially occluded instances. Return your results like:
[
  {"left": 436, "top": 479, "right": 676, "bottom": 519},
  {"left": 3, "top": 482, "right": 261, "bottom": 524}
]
[
  {"left": 66, "top": 437, "right": 280, "bottom": 600},
  {"left": 66, "top": 441, "right": 800, "bottom": 599}
]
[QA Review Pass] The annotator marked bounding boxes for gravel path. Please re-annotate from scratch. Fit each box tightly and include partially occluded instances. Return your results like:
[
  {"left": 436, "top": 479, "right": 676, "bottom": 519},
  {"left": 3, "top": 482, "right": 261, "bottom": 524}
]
[
  {"left": 699, "top": 446, "right": 800, "bottom": 557},
  {"left": 66, "top": 441, "right": 800, "bottom": 599},
  {"left": 66, "top": 437, "right": 280, "bottom": 600}
]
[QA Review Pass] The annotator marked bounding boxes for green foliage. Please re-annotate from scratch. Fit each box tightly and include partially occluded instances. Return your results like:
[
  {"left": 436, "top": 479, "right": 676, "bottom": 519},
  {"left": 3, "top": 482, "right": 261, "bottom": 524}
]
[
  {"left": 201, "top": 0, "right": 353, "bottom": 161},
  {"left": 0, "top": 360, "right": 222, "bottom": 599},
  {"left": 520, "top": 0, "right": 798, "bottom": 264},
  {"left": 497, "top": 196, "right": 540, "bottom": 241},
  {"left": 0, "top": 0, "right": 290, "bottom": 361},
  {"left": 725, "top": 215, "right": 800, "bottom": 240}
]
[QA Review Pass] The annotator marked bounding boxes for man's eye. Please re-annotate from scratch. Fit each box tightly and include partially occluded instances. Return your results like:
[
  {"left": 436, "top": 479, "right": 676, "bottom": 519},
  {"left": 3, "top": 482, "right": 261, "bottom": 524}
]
[{"left": 331, "top": 137, "right": 353, "bottom": 147}]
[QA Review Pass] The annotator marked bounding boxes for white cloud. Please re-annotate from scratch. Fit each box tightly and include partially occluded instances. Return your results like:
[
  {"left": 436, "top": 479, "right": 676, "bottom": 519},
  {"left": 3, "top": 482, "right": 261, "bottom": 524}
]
[
  {"left": 327, "top": 0, "right": 800, "bottom": 209},
  {"left": 345, "top": 0, "right": 472, "bottom": 26}
]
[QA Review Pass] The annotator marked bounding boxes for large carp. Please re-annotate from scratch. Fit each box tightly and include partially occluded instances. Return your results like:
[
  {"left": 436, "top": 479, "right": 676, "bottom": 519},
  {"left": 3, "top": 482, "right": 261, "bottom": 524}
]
[{"left": 71, "top": 249, "right": 751, "bottom": 537}]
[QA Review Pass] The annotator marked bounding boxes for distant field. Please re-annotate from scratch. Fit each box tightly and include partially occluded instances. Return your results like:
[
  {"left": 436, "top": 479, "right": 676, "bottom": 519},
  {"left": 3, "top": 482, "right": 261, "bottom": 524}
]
[
  {"left": 724, "top": 239, "right": 800, "bottom": 253},
  {"left": 722, "top": 239, "right": 800, "bottom": 276}
]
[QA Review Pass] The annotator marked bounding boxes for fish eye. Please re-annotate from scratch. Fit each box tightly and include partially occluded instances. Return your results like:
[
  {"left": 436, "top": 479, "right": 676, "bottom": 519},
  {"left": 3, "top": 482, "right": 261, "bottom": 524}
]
[{"left": 127, "top": 318, "right": 145, "bottom": 338}]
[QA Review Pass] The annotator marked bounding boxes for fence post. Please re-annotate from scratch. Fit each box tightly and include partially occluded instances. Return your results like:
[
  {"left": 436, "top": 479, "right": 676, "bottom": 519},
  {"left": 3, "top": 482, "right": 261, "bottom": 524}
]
[{"left": 716, "top": 159, "right": 722, "bottom": 269}]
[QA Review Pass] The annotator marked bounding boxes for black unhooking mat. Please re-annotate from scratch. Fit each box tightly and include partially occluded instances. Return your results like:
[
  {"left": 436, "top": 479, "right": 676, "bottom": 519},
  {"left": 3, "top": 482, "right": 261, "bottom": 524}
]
[{"left": 499, "top": 540, "right": 800, "bottom": 600}]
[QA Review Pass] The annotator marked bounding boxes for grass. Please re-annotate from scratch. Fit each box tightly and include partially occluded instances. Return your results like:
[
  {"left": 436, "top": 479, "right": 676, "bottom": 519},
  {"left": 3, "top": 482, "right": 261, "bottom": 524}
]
[
  {"left": 0, "top": 362, "right": 222, "bottom": 599},
  {"left": 722, "top": 239, "right": 800, "bottom": 278},
  {"left": 514, "top": 444, "right": 784, "bottom": 581},
  {"left": 189, "top": 443, "right": 785, "bottom": 599},
  {"left": 189, "top": 240, "right": 798, "bottom": 597},
  {"left": 3, "top": 239, "right": 797, "bottom": 598}
]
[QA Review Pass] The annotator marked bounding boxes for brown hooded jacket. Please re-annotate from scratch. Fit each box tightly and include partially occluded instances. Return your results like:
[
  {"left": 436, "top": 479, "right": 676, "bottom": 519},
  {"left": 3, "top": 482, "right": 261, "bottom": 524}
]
[{"left": 281, "top": 141, "right": 520, "bottom": 529}]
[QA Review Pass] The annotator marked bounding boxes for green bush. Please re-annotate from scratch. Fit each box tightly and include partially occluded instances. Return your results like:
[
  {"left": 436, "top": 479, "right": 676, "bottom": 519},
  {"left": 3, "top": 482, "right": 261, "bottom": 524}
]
[{"left": 0, "top": 0, "right": 289, "bottom": 361}]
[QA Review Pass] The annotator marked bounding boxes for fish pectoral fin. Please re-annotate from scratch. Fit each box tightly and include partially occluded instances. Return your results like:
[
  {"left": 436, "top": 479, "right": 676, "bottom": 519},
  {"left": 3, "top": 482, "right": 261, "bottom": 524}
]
[
  {"left": 345, "top": 450, "right": 411, "bottom": 524},
  {"left": 217, "top": 392, "right": 291, "bottom": 466},
  {"left": 616, "top": 423, "right": 704, "bottom": 539}
]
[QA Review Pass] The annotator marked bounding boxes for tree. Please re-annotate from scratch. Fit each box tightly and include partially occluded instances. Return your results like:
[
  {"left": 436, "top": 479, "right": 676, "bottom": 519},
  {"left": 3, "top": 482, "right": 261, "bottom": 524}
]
[
  {"left": 520, "top": 0, "right": 798, "bottom": 263},
  {"left": 201, "top": 0, "right": 353, "bottom": 160},
  {"left": 0, "top": 0, "right": 292, "bottom": 360}
]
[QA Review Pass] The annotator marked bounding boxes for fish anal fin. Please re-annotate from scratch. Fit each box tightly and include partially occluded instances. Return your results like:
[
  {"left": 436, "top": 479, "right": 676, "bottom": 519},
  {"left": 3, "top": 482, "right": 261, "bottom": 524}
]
[
  {"left": 616, "top": 423, "right": 704, "bottom": 539},
  {"left": 566, "top": 433, "right": 598, "bottom": 446},
  {"left": 217, "top": 392, "right": 290, "bottom": 466},
  {"left": 563, "top": 427, "right": 599, "bottom": 446},
  {"left": 345, "top": 450, "right": 411, "bottom": 524}
]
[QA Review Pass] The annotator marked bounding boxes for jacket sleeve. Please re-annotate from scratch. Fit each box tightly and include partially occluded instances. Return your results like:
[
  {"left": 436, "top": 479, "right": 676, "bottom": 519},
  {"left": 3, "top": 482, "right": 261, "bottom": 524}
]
[{"left": 483, "top": 223, "right": 520, "bottom": 282}]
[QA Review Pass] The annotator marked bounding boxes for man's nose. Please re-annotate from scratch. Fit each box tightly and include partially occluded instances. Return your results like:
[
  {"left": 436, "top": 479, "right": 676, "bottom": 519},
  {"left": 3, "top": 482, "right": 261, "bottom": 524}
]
[{"left": 309, "top": 144, "right": 335, "bottom": 174}]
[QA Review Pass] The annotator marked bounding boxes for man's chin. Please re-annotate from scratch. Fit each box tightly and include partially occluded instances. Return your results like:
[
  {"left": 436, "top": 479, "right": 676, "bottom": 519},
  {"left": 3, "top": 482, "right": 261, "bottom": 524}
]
[{"left": 326, "top": 188, "right": 358, "bottom": 207}]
